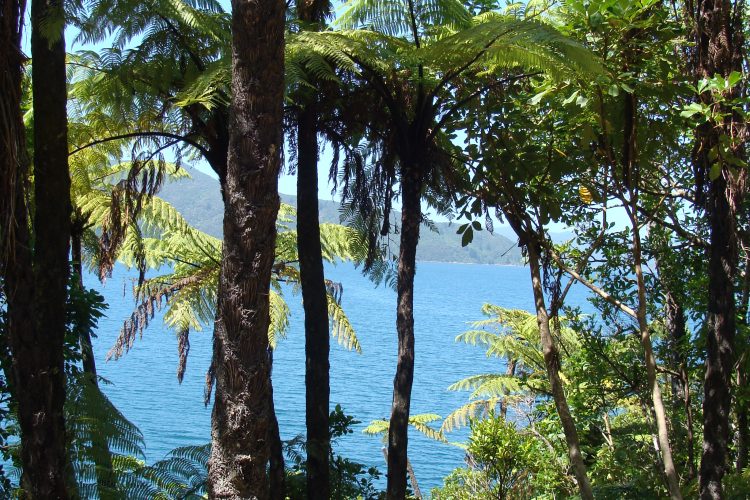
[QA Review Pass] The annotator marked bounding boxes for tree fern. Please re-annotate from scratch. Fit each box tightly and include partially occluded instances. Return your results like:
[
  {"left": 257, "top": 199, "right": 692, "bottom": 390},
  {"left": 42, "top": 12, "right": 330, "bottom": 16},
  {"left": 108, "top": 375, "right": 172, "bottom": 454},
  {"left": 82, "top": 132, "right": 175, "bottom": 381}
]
[
  {"left": 118, "top": 444, "right": 210, "bottom": 499},
  {"left": 109, "top": 197, "right": 367, "bottom": 381},
  {"left": 65, "top": 373, "right": 146, "bottom": 499},
  {"left": 443, "top": 305, "right": 581, "bottom": 433},
  {"left": 364, "top": 413, "right": 447, "bottom": 444}
]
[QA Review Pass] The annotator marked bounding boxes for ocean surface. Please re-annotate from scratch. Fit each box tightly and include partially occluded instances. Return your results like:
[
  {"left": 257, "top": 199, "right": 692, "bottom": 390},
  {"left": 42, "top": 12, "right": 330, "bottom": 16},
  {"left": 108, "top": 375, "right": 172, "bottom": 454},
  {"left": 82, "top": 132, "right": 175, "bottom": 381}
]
[{"left": 90, "top": 261, "right": 591, "bottom": 493}]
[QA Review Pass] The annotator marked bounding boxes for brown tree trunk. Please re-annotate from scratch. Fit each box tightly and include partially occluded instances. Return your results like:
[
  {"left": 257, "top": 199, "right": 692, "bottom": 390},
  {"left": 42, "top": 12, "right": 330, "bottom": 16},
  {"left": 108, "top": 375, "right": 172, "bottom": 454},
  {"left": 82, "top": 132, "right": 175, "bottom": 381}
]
[
  {"left": 691, "top": 2, "right": 746, "bottom": 497},
  {"left": 1, "top": 0, "right": 75, "bottom": 495},
  {"left": 500, "top": 359, "right": 517, "bottom": 419},
  {"left": 700, "top": 173, "right": 739, "bottom": 499},
  {"left": 735, "top": 365, "right": 748, "bottom": 472},
  {"left": 526, "top": 243, "right": 594, "bottom": 500},
  {"left": 629, "top": 213, "right": 682, "bottom": 499},
  {"left": 268, "top": 350, "right": 286, "bottom": 500},
  {"left": 297, "top": 102, "right": 331, "bottom": 500},
  {"left": 386, "top": 163, "right": 421, "bottom": 500},
  {"left": 206, "top": 0, "right": 285, "bottom": 495},
  {"left": 0, "top": 0, "right": 29, "bottom": 401}
]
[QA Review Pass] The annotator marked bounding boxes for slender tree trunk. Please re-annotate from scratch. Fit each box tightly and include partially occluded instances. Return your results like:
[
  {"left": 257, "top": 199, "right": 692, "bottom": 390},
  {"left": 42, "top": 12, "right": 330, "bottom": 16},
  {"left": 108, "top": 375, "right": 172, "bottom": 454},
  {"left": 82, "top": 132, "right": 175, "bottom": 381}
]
[
  {"left": 500, "top": 359, "right": 517, "bottom": 419},
  {"left": 386, "top": 164, "right": 421, "bottom": 500},
  {"left": 630, "top": 214, "right": 682, "bottom": 499},
  {"left": 0, "top": 0, "right": 74, "bottom": 495},
  {"left": 736, "top": 364, "right": 748, "bottom": 472},
  {"left": 297, "top": 102, "right": 331, "bottom": 500},
  {"left": 206, "top": 0, "right": 285, "bottom": 495},
  {"left": 666, "top": 287, "right": 698, "bottom": 480},
  {"left": 526, "top": 243, "right": 593, "bottom": 500},
  {"left": 71, "top": 219, "right": 97, "bottom": 377},
  {"left": 662, "top": 284, "right": 698, "bottom": 480},
  {"left": 268, "top": 349, "right": 286, "bottom": 500}
]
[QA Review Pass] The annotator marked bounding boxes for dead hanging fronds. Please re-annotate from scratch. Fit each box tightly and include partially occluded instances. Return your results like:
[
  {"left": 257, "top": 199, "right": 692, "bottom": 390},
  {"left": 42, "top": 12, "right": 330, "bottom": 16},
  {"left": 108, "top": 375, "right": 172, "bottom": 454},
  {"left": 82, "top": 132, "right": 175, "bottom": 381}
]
[
  {"left": 204, "top": 357, "right": 215, "bottom": 407},
  {"left": 107, "top": 271, "right": 205, "bottom": 361},
  {"left": 95, "top": 149, "right": 175, "bottom": 282},
  {"left": 176, "top": 328, "right": 190, "bottom": 383},
  {"left": 325, "top": 279, "right": 343, "bottom": 304}
]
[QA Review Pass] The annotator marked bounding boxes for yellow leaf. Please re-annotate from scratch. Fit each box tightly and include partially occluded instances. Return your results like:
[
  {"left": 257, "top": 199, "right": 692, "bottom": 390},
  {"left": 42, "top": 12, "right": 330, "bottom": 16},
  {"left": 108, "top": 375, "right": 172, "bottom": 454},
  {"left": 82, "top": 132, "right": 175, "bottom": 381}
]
[{"left": 579, "top": 185, "right": 594, "bottom": 204}]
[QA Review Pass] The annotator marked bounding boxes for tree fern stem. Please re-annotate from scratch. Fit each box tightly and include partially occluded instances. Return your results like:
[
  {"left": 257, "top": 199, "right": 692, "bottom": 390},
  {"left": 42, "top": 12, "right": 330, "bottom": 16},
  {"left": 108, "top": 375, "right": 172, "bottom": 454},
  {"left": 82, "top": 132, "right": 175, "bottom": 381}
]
[
  {"left": 206, "top": 0, "right": 285, "bottom": 494},
  {"left": 298, "top": 101, "right": 331, "bottom": 500},
  {"left": 387, "top": 161, "right": 421, "bottom": 500}
]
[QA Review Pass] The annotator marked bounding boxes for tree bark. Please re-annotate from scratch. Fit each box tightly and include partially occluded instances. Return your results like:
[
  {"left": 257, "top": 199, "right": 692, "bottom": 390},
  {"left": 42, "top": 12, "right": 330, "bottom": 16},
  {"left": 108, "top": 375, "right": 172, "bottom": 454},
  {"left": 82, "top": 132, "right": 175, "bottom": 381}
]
[
  {"left": 268, "top": 349, "right": 286, "bottom": 500},
  {"left": 629, "top": 213, "right": 682, "bottom": 499},
  {"left": 386, "top": 163, "right": 421, "bottom": 500},
  {"left": 1, "top": 0, "right": 75, "bottom": 495},
  {"left": 500, "top": 358, "right": 517, "bottom": 419},
  {"left": 71, "top": 218, "right": 97, "bottom": 377},
  {"left": 691, "top": 2, "right": 746, "bottom": 497},
  {"left": 526, "top": 243, "right": 594, "bottom": 500},
  {"left": 206, "top": 0, "right": 285, "bottom": 495},
  {"left": 297, "top": 102, "right": 331, "bottom": 500}
]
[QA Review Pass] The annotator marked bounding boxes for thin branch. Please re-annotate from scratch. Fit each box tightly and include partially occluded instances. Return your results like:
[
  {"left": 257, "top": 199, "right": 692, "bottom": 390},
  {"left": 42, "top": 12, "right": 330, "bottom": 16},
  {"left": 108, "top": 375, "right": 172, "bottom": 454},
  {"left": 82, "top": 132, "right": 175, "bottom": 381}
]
[{"left": 547, "top": 248, "right": 638, "bottom": 319}]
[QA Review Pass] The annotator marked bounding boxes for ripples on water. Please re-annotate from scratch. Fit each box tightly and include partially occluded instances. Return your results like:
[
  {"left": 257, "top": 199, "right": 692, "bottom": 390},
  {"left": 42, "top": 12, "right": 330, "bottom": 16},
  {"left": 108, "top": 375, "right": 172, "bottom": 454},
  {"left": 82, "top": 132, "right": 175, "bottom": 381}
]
[{"left": 91, "top": 261, "right": 590, "bottom": 492}]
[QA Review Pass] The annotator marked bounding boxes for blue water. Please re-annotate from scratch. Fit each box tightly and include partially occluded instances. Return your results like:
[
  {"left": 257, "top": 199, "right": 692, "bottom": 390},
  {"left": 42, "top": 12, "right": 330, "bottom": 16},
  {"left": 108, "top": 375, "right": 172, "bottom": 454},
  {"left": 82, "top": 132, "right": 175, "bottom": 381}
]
[{"left": 90, "top": 261, "right": 590, "bottom": 492}]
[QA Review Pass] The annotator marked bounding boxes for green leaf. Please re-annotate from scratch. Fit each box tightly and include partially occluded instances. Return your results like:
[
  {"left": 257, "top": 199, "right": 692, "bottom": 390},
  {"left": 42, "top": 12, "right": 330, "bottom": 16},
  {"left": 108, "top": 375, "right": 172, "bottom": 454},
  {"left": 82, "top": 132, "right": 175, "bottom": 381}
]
[
  {"left": 681, "top": 102, "right": 705, "bottom": 118},
  {"left": 709, "top": 162, "right": 722, "bottom": 181},
  {"left": 728, "top": 71, "right": 743, "bottom": 88},
  {"left": 462, "top": 227, "right": 474, "bottom": 247},
  {"left": 562, "top": 90, "right": 579, "bottom": 105}
]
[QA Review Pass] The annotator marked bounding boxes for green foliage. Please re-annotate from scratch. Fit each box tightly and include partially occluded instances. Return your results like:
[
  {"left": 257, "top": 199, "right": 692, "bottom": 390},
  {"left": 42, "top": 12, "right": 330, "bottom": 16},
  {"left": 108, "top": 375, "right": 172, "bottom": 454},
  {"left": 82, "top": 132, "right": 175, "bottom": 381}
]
[
  {"left": 432, "top": 413, "right": 566, "bottom": 499},
  {"left": 443, "top": 305, "right": 576, "bottom": 432},
  {"left": 120, "top": 444, "right": 210, "bottom": 499},
  {"left": 66, "top": 373, "right": 146, "bottom": 499},
  {"left": 285, "top": 405, "right": 384, "bottom": 499},
  {"left": 109, "top": 193, "right": 365, "bottom": 381},
  {"left": 364, "top": 413, "right": 447, "bottom": 444}
]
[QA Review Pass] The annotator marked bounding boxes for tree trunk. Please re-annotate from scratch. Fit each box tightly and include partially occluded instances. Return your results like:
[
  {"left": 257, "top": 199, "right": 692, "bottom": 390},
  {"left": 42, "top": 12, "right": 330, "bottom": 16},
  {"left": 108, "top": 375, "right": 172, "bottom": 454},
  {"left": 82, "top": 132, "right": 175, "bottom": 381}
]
[
  {"left": 630, "top": 214, "right": 682, "bottom": 499},
  {"left": 526, "top": 243, "right": 594, "bottom": 500},
  {"left": 0, "top": 0, "right": 28, "bottom": 401},
  {"left": 735, "top": 364, "right": 748, "bottom": 472},
  {"left": 1, "top": 0, "right": 75, "bottom": 495},
  {"left": 297, "top": 102, "right": 331, "bottom": 500},
  {"left": 500, "top": 359, "right": 517, "bottom": 419},
  {"left": 664, "top": 285, "right": 697, "bottom": 480},
  {"left": 692, "top": 2, "right": 746, "bottom": 497},
  {"left": 206, "top": 0, "right": 285, "bottom": 495},
  {"left": 71, "top": 219, "right": 97, "bottom": 377},
  {"left": 700, "top": 173, "right": 739, "bottom": 498},
  {"left": 386, "top": 163, "right": 421, "bottom": 500},
  {"left": 268, "top": 350, "right": 286, "bottom": 500},
  {"left": 738, "top": 257, "right": 750, "bottom": 472}
]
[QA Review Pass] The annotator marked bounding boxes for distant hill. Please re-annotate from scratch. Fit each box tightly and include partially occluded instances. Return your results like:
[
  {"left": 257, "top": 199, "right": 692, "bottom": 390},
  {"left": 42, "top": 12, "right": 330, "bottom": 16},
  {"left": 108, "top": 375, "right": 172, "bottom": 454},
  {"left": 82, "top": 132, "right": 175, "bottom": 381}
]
[{"left": 158, "top": 168, "right": 523, "bottom": 265}]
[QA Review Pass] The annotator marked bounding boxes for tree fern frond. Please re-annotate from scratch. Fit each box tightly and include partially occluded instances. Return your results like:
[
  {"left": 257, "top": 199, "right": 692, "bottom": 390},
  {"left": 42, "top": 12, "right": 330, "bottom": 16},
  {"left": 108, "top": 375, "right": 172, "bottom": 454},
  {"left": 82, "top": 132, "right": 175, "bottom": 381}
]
[
  {"left": 441, "top": 399, "right": 498, "bottom": 433},
  {"left": 328, "top": 293, "right": 362, "bottom": 353},
  {"left": 268, "top": 290, "right": 291, "bottom": 349}
]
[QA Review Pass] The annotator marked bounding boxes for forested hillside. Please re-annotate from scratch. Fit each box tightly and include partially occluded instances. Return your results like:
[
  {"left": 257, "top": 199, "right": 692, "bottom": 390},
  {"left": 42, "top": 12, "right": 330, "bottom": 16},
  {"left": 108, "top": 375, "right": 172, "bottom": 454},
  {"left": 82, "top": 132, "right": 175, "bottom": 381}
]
[{"left": 159, "top": 170, "right": 524, "bottom": 265}]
